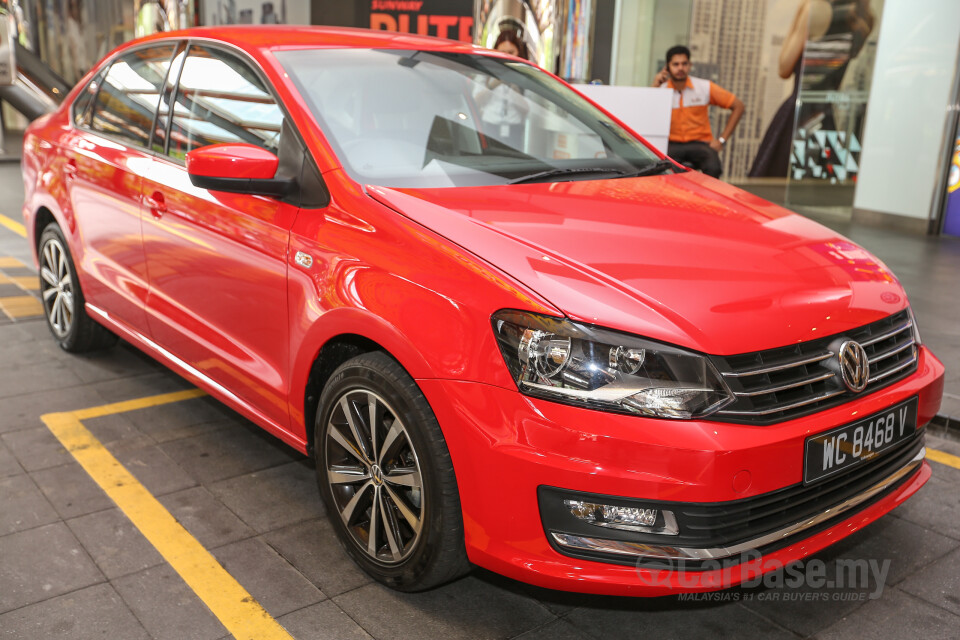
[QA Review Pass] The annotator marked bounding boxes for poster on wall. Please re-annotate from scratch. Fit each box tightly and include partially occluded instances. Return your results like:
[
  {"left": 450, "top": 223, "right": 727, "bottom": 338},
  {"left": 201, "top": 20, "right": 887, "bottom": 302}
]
[
  {"left": 557, "top": 0, "right": 591, "bottom": 82},
  {"left": 204, "top": 0, "right": 309, "bottom": 25},
  {"left": 788, "top": 0, "right": 882, "bottom": 183},
  {"left": 364, "top": 0, "right": 473, "bottom": 42},
  {"left": 732, "top": 0, "right": 883, "bottom": 182},
  {"left": 682, "top": 0, "right": 861, "bottom": 181}
]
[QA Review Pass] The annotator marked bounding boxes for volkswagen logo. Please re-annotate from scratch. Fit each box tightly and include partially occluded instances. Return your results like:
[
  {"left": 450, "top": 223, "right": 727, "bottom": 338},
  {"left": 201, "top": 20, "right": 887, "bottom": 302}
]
[{"left": 838, "top": 340, "right": 870, "bottom": 392}]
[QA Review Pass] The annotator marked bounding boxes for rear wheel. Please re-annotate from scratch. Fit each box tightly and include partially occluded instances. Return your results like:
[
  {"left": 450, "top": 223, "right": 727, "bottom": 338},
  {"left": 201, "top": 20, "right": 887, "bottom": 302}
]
[
  {"left": 38, "top": 223, "right": 117, "bottom": 352},
  {"left": 315, "top": 352, "right": 469, "bottom": 591}
]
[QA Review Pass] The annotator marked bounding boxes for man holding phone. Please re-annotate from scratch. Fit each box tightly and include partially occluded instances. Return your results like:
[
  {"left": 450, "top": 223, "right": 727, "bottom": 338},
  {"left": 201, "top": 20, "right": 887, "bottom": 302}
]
[{"left": 653, "top": 45, "right": 744, "bottom": 179}]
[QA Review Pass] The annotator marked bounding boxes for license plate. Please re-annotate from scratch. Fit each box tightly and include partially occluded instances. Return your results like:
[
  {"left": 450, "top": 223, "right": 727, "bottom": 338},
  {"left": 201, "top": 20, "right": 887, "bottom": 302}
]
[{"left": 804, "top": 397, "right": 918, "bottom": 484}]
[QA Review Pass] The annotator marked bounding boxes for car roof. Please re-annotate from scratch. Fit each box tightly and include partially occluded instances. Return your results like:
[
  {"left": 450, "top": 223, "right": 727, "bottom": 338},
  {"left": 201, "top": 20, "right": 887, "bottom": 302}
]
[{"left": 130, "top": 25, "right": 488, "bottom": 57}]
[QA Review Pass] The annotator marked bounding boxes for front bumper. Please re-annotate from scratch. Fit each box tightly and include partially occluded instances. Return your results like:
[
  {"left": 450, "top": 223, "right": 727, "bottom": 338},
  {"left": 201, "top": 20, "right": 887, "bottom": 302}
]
[{"left": 417, "top": 345, "right": 943, "bottom": 596}]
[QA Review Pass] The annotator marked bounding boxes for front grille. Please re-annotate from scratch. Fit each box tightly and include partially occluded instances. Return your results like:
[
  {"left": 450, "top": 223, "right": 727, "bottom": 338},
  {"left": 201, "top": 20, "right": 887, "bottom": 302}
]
[{"left": 712, "top": 310, "right": 918, "bottom": 424}]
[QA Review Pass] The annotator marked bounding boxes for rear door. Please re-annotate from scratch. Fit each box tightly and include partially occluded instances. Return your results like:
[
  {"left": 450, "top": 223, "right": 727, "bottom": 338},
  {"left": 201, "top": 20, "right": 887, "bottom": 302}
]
[
  {"left": 66, "top": 44, "right": 177, "bottom": 334},
  {"left": 140, "top": 43, "right": 298, "bottom": 433}
]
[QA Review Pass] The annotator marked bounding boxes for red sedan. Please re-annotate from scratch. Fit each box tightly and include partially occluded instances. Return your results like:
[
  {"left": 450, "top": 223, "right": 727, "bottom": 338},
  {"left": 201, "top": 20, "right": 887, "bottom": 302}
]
[{"left": 21, "top": 26, "right": 943, "bottom": 596}]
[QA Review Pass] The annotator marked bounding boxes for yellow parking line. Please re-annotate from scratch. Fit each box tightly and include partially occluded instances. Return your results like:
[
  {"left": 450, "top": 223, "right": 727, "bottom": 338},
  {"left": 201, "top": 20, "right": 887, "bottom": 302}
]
[
  {"left": 41, "top": 390, "right": 294, "bottom": 640},
  {"left": 10, "top": 276, "right": 39, "bottom": 291},
  {"left": 0, "top": 213, "right": 27, "bottom": 238},
  {"left": 0, "top": 272, "right": 10, "bottom": 284},
  {"left": 928, "top": 447, "right": 960, "bottom": 470},
  {"left": 0, "top": 256, "right": 26, "bottom": 268},
  {"left": 0, "top": 295, "right": 44, "bottom": 320}
]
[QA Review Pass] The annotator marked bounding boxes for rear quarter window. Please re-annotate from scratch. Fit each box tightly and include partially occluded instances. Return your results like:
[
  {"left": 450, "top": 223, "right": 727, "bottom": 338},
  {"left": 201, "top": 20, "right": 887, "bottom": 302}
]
[
  {"left": 72, "top": 71, "right": 104, "bottom": 128},
  {"left": 89, "top": 45, "right": 176, "bottom": 149}
]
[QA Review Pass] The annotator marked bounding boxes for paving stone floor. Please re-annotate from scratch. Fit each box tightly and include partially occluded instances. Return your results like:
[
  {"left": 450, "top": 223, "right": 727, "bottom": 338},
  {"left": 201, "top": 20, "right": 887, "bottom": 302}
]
[{"left": 1, "top": 164, "right": 959, "bottom": 639}]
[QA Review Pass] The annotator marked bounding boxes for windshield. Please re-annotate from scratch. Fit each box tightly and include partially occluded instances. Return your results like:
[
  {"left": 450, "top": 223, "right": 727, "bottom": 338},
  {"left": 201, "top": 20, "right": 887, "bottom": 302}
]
[{"left": 275, "top": 48, "right": 665, "bottom": 188}]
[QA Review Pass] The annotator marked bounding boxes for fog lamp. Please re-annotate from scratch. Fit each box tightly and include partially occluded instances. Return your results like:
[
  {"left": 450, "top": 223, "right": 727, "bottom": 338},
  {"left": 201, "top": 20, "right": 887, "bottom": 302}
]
[{"left": 564, "top": 499, "right": 676, "bottom": 533}]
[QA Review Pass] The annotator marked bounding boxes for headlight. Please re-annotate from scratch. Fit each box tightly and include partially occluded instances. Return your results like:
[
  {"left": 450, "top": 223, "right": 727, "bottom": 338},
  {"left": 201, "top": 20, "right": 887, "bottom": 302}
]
[{"left": 492, "top": 310, "right": 734, "bottom": 419}]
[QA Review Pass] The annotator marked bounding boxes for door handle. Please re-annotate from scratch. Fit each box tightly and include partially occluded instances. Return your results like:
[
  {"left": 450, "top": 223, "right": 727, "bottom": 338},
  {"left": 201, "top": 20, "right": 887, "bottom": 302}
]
[{"left": 143, "top": 192, "right": 167, "bottom": 218}]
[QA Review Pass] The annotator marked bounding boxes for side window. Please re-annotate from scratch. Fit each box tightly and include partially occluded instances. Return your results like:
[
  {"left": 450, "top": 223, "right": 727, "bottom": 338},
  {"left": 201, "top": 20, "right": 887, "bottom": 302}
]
[
  {"left": 166, "top": 45, "right": 284, "bottom": 162},
  {"left": 90, "top": 45, "right": 176, "bottom": 149},
  {"left": 72, "top": 69, "right": 105, "bottom": 128}
]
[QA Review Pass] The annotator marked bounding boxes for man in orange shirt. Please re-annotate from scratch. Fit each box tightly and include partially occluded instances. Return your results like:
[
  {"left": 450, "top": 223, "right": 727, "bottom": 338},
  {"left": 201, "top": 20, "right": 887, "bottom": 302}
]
[{"left": 653, "top": 45, "right": 744, "bottom": 179}]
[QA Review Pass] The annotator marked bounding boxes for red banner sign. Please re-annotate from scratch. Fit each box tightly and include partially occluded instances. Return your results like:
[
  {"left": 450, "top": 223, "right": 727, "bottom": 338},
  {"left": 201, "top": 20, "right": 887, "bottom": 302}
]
[{"left": 367, "top": 0, "right": 473, "bottom": 42}]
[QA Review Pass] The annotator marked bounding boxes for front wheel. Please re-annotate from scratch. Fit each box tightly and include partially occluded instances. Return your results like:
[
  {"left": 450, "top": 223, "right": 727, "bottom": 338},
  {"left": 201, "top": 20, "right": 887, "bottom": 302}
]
[
  {"left": 314, "top": 352, "right": 469, "bottom": 591},
  {"left": 38, "top": 223, "right": 117, "bottom": 352}
]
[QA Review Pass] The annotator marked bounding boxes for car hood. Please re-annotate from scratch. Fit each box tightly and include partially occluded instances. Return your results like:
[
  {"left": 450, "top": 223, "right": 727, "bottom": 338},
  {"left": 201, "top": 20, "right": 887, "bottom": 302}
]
[{"left": 366, "top": 172, "right": 908, "bottom": 355}]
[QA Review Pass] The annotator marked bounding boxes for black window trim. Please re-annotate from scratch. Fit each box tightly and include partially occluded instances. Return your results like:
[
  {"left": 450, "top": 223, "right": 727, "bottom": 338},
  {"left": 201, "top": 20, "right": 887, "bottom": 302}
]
[
  {"left": 73, "top": 40, "right": 182, "bottom": 153},
  {"left": 69, "top": 36, "right": 328, "bottom": 208},
  {"left": 149, "top": 40, "right": 188, "bottom": 157}
]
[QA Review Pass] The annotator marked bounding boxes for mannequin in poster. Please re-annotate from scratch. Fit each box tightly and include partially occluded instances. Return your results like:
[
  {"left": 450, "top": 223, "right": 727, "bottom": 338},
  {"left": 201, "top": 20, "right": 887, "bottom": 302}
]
[{"left": 748, "top": 0, "right": 874, "bottom": 178}]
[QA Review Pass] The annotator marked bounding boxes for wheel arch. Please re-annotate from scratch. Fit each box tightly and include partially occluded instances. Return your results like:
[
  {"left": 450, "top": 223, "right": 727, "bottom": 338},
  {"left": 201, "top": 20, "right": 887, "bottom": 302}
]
[
  {"left": 303, "top": 332, "right": 383, "bottom": 455},
  {"left": 33, "top": 206, "right": 57, "bottom": 252},
  {"left": 295, "top": 308, "right": 437, "bottom": 456}
]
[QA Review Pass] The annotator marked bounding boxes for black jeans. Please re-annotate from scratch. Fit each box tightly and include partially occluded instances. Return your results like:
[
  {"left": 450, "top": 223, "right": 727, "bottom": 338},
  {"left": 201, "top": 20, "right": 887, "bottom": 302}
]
[{"left": 667, "top": 141, "right": 722, "bottom": 179}]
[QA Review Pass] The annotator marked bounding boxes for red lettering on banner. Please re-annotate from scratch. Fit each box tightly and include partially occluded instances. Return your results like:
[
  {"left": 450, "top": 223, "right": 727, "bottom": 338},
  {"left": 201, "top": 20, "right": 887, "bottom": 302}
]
[
  {"left": 429, "top": 15, "right": 459, "bottom": 39},
  {"left": 458, "top": 17, "right": 473, "bottom": 42},
  {"left": 369, "top": 14, "right": 473, "bottom": 41},
  {"left": 370, "top": 1, "right": 424, "bottom": 11},
  {"left": 370, "top": 13, "right": 398, "bottom": 30}
]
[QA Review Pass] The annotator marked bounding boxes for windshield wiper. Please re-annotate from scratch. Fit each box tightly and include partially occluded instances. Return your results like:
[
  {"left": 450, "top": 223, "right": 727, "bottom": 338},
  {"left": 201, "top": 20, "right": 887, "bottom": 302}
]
[
  {"left": 508, "top": 159, "right": 683, "bottom": 185},
  {"left": 508, "top": 167, "right": 631, "bottom": 185},
  {"left": 630, "top": 159, "right": 684, "bottom": 177}
]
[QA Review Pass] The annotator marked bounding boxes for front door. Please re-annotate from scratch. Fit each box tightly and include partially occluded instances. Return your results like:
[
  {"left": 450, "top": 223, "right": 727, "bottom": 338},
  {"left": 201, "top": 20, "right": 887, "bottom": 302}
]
[{"left": 140, "top": 44, "right": 296, "bottom": 433}]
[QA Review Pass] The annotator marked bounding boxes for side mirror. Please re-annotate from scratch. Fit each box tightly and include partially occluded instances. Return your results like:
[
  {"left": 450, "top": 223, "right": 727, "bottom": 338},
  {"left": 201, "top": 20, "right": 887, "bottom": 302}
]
[{"left": 186, "top": 143, "right": 294, "bottom": 197}]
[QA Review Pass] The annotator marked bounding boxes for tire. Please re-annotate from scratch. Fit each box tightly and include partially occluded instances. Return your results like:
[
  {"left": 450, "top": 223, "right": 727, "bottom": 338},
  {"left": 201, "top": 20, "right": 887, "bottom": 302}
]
[
  {"left": 314, "top": 352, "right": 470, "bottom": 591},
  {"left": 38, "top": 222, "right": 118, "bottom": 353}
]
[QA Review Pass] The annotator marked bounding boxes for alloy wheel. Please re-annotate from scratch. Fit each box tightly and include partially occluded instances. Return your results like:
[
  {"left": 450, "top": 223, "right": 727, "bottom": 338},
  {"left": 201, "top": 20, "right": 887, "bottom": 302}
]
[
  {"left": 324, "top": 389, "right": 425, "bottom": 564},
  {"left": 39, "top": 236, "right": 74, "bottom": 339}
]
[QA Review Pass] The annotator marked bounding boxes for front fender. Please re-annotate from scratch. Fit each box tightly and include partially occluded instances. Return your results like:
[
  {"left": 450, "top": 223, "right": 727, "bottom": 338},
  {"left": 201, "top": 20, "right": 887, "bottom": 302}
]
[{"left": 285, "top": 182, "right": 561, "bottom": 442}]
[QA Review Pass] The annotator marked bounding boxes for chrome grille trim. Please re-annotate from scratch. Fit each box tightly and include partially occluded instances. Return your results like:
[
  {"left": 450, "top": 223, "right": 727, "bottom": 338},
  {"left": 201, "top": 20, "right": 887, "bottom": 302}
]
[
  {"left": 711, "top": 311, "right": 919, "bottom": 424},
  {"left": 733, "top": 371, "right": 836, "bottom": 397},
  {"left": 721, "top": 352, "right": 834, "bottom": 378},
  {"left": 860, "top": 320, "right": 913, "bottom": 347},
  {"left": 717, "top": 389, "right": 846, "bottom": 416},
  {"left": 870, "top": 353, "right": 919, "bottom": 383},
  {"left": 869, "top": 338, "right": 916, "bottom": 364}
]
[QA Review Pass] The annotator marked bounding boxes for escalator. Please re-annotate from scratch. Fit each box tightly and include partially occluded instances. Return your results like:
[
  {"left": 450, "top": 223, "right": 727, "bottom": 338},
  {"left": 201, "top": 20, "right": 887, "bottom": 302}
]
[{"left": 0, "top": 43, "right": 70, "bottom": 121}]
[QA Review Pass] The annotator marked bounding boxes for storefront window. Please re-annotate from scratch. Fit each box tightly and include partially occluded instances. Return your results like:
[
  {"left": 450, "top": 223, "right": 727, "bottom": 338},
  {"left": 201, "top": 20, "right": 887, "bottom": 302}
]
[{"left": 785, "top": 0, "right": 881, "bottom": 209}]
